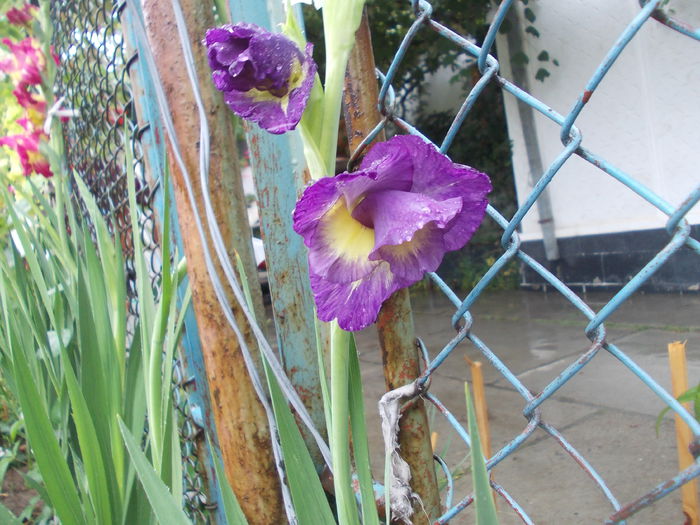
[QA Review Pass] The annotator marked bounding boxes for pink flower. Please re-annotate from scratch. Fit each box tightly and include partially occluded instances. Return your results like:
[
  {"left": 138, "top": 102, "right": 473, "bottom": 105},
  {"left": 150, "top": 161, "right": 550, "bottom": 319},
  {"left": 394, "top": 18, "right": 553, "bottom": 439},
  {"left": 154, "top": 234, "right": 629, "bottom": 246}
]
[
  {"left": 0, "top": 37, "right": 46, "bottom": 86},
  {"left": 5, "top": 4, "right": 37, "bottom": 26},
  {"left": 0, "top": 131, "right": 52, "bottom": 178}
]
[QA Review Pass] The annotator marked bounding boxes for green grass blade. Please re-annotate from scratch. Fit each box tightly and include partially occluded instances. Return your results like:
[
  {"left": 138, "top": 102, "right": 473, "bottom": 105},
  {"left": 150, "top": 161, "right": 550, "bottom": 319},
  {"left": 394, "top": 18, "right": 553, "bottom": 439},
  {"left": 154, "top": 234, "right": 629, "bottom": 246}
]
[
  {"left": 118, "top": 417, "right": 190, "bottom": 525},
  {"left": 263, "top": 357, "right": 337, "bottom": 525},
  {"left": 348, "top": 335, "right": 380, "bottom": 525},
  {"left": 11, "top": 343, "right": 85, "bottom": 525},
  {"left": 465, "top": 383, "right": 499, "bottom": 525},
  {"left": 207, "top": 434, "right": 248, "bottom": 525},
  {"left": 62, "top": 350, "right": 114, "bottom": 524}
]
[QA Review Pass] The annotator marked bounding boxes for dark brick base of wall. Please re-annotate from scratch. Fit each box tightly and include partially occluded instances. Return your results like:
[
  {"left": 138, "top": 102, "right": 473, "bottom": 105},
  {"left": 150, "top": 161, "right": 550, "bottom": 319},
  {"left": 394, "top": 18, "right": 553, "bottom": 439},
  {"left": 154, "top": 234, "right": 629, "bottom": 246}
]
[{"left": 520, "top": 225, "right": 700, "bottom": 292}]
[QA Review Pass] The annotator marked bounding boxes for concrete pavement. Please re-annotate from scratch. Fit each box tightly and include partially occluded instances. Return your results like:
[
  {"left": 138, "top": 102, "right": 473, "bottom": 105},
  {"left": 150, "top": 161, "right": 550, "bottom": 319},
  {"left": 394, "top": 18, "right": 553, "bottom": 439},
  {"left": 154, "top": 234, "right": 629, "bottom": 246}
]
[{"left": 354, "top": 289, "right": 700, "bottom": 524}]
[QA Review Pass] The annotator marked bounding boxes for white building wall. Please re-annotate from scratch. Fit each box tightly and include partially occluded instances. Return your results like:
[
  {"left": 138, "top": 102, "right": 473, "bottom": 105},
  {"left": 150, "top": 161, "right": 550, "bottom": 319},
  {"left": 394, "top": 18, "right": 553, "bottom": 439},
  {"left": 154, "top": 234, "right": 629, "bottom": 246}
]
[{"left": 495, "top": 0, "right": 700, "bottom": 242}]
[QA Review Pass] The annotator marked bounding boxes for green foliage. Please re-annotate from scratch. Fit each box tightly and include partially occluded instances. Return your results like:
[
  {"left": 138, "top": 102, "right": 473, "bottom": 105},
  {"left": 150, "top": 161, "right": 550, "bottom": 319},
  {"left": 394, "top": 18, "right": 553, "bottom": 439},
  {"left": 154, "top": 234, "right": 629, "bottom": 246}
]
[
  {"left": 0, "top": 159, "right": 189, "bottom": 523},
  {"left": 656, "top": 383, "right": 700, "bottom": 434},
  {"left": 209, "top": 434, "right": 249, "bottom": 525},
  {"left": 303, "top": 0, "right": 494, "bottom": 113},
  {"left": 264, "top": 356, "right": 337, "bottom": 525},
  {"left": 118, "top": 418, "right": 190, "bottom": 525},
  {"left": 348, "top": 335, "right": 380, "bottom": 525},
  {"left": 465, "top": 384, "right": 499, "bottom": 525},
  {"left": 534, "top": 67, "right": 550, "bottom": 82}
]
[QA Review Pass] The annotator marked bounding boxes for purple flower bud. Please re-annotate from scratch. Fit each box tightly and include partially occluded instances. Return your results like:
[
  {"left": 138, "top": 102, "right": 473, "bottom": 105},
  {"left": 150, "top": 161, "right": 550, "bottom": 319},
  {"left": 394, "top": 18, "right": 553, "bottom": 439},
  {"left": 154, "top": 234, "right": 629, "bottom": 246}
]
[
  {"left": 293, "top": 135, "right": 492, "bottom": 331},
  {"left": 204, "top": 23, "right": 317, "bottom": 134}
]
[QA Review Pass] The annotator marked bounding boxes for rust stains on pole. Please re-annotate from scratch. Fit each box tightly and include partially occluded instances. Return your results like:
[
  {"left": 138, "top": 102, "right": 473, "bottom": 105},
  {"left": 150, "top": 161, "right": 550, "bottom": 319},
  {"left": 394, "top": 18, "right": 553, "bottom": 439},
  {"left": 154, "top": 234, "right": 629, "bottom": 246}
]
[
  {"left": 141, "top": 0, "right": 282, "bottom": 522},
  {"left": 342, "top": 11, "right": 442, "bottom": 523}
]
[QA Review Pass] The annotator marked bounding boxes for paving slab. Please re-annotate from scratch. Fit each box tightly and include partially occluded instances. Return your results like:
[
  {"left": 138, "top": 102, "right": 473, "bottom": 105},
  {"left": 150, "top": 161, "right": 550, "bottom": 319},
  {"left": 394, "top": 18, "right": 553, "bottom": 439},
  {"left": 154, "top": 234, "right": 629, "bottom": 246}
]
[
  {"left": 485, "top": 410, "right": 682, "bottom": 525},
  {"left": 495, "top": 328, "right": 700, "bottom": 417}
]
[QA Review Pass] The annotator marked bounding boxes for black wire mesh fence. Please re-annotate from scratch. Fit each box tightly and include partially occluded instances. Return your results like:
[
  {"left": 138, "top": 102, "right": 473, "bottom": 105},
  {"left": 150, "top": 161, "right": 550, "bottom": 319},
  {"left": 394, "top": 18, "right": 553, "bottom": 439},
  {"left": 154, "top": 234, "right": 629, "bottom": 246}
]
[{"left": 49, "top": 0, "right": 212, "bottom": 521}]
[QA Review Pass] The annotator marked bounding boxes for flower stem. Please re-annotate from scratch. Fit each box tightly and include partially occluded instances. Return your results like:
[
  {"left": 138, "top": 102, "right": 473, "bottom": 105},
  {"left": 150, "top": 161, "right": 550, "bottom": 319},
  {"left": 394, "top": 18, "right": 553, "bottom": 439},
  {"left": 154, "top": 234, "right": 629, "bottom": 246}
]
[
  {"left": 330, "top": 321, "right": 360, "bottom": 525},
  {"left": 319, "top": 50, "right": 350, "bottom": 175}
]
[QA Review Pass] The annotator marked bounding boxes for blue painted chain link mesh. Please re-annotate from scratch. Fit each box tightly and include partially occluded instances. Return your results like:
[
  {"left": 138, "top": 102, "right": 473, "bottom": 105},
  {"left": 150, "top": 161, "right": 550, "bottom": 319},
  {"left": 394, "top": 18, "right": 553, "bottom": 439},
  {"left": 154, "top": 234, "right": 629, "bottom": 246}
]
[
  {"left": 349, "top": 1, "right": 700, "bottom": 522},
  {"left": 49, "top": 1, "right": 211, "bottom": 521}
]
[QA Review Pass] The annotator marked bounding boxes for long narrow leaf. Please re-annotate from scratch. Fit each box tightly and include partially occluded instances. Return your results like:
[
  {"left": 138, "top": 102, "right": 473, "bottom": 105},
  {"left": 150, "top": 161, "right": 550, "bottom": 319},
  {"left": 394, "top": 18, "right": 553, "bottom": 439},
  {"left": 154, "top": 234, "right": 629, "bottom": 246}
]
[
  {"left": 11, "top": 344, "right": 85, "bottom": 525},
  {"left": 62, "top": 350, "right": 114, "bottom": 524},
  {"left": 207, "top": 434, "right": 248, "bottom": 525},
  {"left": 465, "top": 383, "right": 499, "bottom": 525},
  {"left": 263, "top": 357, "right": 336, "bottom": 525},
  {"left": 118, "top": 417, "right": 190, "bottom": 525},
  {"left": 348, "top": 336, "right": 380, "bottom": 525}
]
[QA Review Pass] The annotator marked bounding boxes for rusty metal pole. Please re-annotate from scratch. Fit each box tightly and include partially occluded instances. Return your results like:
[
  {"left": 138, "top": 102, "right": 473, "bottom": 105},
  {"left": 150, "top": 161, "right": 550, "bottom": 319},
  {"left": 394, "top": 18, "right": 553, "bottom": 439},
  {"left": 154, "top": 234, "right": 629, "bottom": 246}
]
[
  {"left": 141, "top": 1, "right": 283, "bottom": 522},
  {"left": 342, "top": 11, "right": 442, "bottom": 523}
]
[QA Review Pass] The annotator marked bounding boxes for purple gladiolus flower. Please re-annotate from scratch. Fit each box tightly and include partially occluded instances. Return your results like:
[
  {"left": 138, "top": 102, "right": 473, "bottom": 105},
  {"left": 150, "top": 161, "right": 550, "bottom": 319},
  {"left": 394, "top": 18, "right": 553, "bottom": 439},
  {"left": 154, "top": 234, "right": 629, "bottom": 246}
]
[
  {"left": 204, "top": 23, "right": 316, "bottom": 134},
  {"left": 293, "top": 135, "right": 492, "bottom": 331}
]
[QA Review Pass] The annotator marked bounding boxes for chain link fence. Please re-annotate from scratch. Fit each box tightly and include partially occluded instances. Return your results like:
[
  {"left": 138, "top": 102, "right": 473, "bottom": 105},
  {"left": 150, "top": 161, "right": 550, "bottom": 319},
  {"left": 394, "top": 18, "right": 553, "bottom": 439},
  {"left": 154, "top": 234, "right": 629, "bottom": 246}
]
[
  {"left": 348, "top": 0, "right": 699, "bottom": 522},
  {"left": 48, "top": 0, "right": 700, "bottom": 522},
  {"left": 49, "top": 1, "right": 212, "bottom": 521}
]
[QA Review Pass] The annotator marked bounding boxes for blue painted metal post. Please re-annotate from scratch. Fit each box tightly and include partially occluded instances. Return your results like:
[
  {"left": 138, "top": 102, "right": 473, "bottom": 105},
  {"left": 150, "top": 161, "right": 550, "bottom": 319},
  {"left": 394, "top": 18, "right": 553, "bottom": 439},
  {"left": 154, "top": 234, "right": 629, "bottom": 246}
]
[
  {"left": 120, "top": 3, "right": 227, "bottom": 521},
  {"left": 227, "top": 0, "right": 327, "bottom": 466},
  {"left": 126, "top": 0, "right": 285, "bottom": 521}
]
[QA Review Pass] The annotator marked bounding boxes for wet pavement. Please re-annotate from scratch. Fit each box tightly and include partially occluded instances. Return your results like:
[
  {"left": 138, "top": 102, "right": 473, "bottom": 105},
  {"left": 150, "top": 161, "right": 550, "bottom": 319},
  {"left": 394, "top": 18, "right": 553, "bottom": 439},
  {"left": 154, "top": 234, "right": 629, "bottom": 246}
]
[{"left": 354, "top": 289, "right": 700, "bottom": 524}]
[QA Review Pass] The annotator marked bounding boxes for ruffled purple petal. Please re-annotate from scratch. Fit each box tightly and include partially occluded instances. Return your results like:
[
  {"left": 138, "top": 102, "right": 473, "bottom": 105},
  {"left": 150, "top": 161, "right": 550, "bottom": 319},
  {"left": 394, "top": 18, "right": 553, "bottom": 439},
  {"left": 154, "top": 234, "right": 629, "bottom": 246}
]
[
  {"left": 205, "top": 26, "right": 234, "bottom": 46},
  {"left": 223, "top": 92, "right": 287, "bottom": 134},
  {"left": 205, "top": 24, "right": 317, "bottom": 133},
  {"left": 286, "top": 43, "right": 317, "bottom": 122},
  {"left": 352, "top": 189, "right": 462, "bottom": 240},
  {"left": 352, "top": 189, "right": 462, "bottom": 280},
  {"left": 248, "top": 33, "right": 299, "bottom": 93},
  {"left": 340, "top": 143, "right": 413, "bottom": 206},
  {"left": 292, "top": 134, "right": 491, "bottom": 331},
  {"left": 372, "top": 223, "right": 447, "bottom": 281},
  {"left": 397, "top": 135, "right": 492, "bottom": 250},
  {"left": 309, "top": 262, "right": 410, "bottom": 332},
  {"left": 292, "top": 176, "right": 340, "bottom": 242},
  {"left": 293, "top": 177, "right": 375, "bottom": 282}
]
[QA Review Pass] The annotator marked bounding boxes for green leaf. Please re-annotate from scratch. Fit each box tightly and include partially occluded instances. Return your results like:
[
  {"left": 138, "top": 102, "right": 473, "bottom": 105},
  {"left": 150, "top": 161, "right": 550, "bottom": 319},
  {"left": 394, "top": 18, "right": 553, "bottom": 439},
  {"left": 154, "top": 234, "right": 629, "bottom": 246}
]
[
  {"left": 76, "top": 257, "right": 116, "bottom": 475},
  {"left": 465, "top": 384, "right": 499, "bottom": 525},
  {"left": 118, "top": 417, "right": 190, "bottom": 525},
  {"left": 207, "top": 435, "right": 248, "bottom": 525},
  {"left": 523, "top": 7, "right": 536, "bottom": 23},
  {"left": 263, "top": 356, "right": 336, "bottom": 525},
  {"left": 348, "top": 336, "right": 379, "bottom": 525},
  {"left": 62, "top": 351, "right": 114, "bottom": 524},
  {"left": 552, "top": 59, "right": 560, "bottom": 67},
  {"left": 329, "top": 324, "right": 360, "bottom": 525},
  {"left": 511, "top": 51, "right": 529, "bottom": 66},
  {"left": 12, "top": 342, "right": 86, "bottom": 525},
  {"left": 535, "top": 68, "right": 551, "bottom": 82},
  {"left": 524, "top": 25, "right": 540, "bottom": 38},
  {"left": 497, "top": 18, "right": 512, "bottom": 34},
  {"left": 655, "top": 386, "right": 700, "bottom": 434},
  {"left": 537, "top": 50, "right": 549, "bottom": 62}
]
